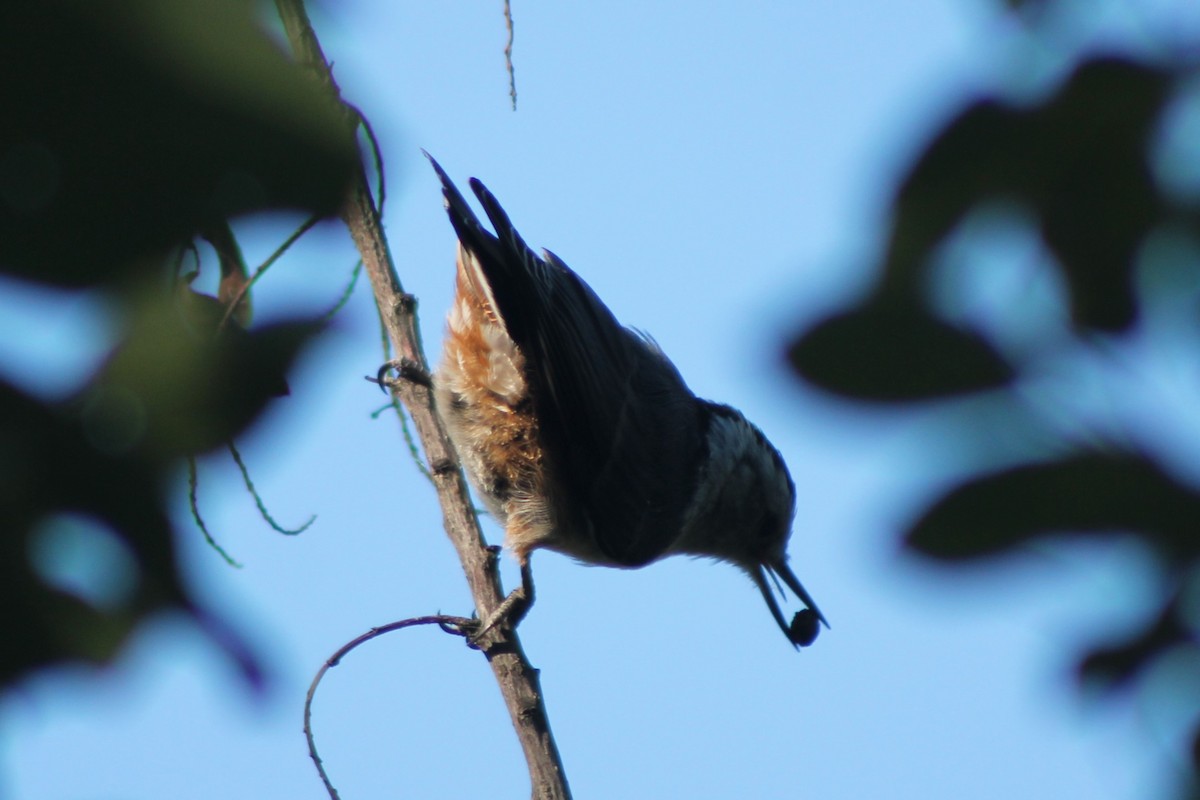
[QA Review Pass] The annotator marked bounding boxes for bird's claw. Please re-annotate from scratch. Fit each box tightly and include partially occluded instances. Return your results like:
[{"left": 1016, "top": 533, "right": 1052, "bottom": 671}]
[
  {"left": 368, "top": 357, "right": 432, "bottom": 393},
  {"left": 461, "top": 560, "right": 535, "bottom": 649},
  {"left": 437, "top": 615, "right": 486, "bottom": 650},
  {"left": 465, "top": 585, "right": 530, "bottom": 647}
]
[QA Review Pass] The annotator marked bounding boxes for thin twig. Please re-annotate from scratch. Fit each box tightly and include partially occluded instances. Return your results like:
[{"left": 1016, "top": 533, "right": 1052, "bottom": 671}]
[
  {"left": 504, "top": 0, "right": 517, "bottom": 110},
  {"left": 322, "top": 258, "right": 364, "bottom": 322},
  {"left": 227, "top": 441, "right": 316, "bottom": 535},
  {"left": 218, "top": 213, "right": 322, "bottom": 331},
  {"left": 305, "top": 614, "right": 477, "bottom": 800},
  {"left": 202, "top": 220, "right": 253, "bottom": 328},
  {"left": 187, "top": 457, "right": 242, "bottom": 567},
  {"left": 375, "top": 309, "right": 433, "bottom": 482},
  {"left": 351, "top": 107, "right": 387, "bottom": 213},
  {"left": 386, "top": 394, "right": 433, "bottom": 482},
  {"left": 367, "top": 391, "right": 441, "bottom": 487}
]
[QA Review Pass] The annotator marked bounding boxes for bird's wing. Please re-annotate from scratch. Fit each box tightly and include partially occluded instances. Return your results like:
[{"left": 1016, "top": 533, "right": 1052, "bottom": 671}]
[{"left": 428, "top": 155, "right": 703, "bottom": 565}]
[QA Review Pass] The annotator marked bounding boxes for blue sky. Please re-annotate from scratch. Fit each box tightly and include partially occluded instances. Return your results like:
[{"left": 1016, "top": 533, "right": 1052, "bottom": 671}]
[{"left": 1, "top": 1, "right": 1192, "bottom": 798}]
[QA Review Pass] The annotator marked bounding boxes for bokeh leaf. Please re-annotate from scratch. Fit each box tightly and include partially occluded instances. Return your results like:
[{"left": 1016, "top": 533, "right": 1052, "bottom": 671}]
[
  {"left": 885, "top": 57, "right": 1171, "bottom": 332},
  {"left": 1077, "top": 599, "right": 1190, "bottom": 690},
  {"left": 0, "top": 0, "right": 356, "bottom": 287},
  {"left": 906, "top": 452, "right": 1200, "bottom": 561},
  {"left": 785, "top": 13, "right": 1200, "bottom": 792},
  {"left": 92, "top": 295, "right": 323, "bottom": 458},
  {"left": 0, "top": 379, "right": 199, "bottom": 685},
  {"left": 0, "top": 280, "right": 302, "bottom": 686},
  {"left": 1031, "top": 59, "right": 1169, "bottom": 330},
  {"left": 882, "top": 100, "right": 1023, "bottom": 291},
  {"left": 787, "top": 302, "right": 1013, "bottom": 401}
]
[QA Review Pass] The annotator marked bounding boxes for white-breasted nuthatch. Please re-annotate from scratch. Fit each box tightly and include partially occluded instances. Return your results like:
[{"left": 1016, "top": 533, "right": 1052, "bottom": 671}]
[{"left": 423, "top": 153, "right": 827, "bottom": 648}]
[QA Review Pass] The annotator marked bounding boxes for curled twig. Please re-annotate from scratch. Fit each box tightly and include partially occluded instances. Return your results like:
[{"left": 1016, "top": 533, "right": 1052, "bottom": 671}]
[
  {"left": 226, "top": 441, "right": 316, "bottom": 535},
  {"left": 187, "top": 457, "right": 242, "bottom": 567},
  {"left": 350, "top": 107, "right": 387, "bottom": 213},
  {"left": 305, "top": 614, "right": 479, "bottom": 800},
  {"left": 323, "top": 259, "right": 364, "bottom": 322}
]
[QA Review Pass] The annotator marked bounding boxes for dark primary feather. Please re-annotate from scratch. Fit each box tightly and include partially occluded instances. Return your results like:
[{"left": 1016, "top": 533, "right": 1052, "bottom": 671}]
[
  {"left": 427, "top": 154, "right": 705, "bottom": 565},
  {"left": 423, "top": 151, "right": 500, "bottom": 266}
]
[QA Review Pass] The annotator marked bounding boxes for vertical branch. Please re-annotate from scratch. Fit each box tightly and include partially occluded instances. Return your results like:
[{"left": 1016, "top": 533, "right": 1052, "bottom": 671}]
[{"left": 272, "top": 2, "right": 570, "bottom": 798}]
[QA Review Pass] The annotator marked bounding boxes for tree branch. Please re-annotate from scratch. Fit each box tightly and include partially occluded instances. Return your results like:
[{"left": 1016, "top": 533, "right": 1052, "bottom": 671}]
[
  {"left": 304, "top": 614, "right": 478, "bottom": 800},
  {"left": 272, "top": 2, "right": 571, "bottom": 797}
]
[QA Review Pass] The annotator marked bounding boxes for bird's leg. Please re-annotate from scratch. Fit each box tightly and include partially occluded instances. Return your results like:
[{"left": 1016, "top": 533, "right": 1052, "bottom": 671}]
[
  {"left": 370, "top": 357, "right": 432, "bottom": 392},
  {"left": 469, "top": 558, "right": 535, "bottom": 644}
]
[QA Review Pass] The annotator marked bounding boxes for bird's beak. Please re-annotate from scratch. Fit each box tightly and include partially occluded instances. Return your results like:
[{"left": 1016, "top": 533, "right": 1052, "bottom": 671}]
[{"left": 751, "top": 560, "right": 829, "bottom": 647}]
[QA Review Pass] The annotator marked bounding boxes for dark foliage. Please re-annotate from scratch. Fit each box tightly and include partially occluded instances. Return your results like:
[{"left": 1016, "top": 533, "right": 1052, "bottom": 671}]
[
  {"left": 789, "top": 25, "right": 1200, "bottom": 799},
  {"left": 0, "top": 0, "right": 355, "bottom": 687}
]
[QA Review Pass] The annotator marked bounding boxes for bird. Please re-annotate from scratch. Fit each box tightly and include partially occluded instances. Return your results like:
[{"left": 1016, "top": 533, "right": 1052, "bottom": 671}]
[{"left": 420, "top": 152, "right": 827, "bottom": 648}]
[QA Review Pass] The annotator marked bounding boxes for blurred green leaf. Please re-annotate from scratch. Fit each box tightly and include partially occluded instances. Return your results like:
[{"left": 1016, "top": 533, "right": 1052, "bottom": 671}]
[
  {"left": 1033, "top": 59, "right": 1169, "bottom": 330},
  {"left": 0, "top": 0, "right": 349, "bottom": 693},
  {"left": 92, "top": 294, "right": 323, "bottom": 458},
  {"left": 784, "top": 10, "right": 1200, "bottom": 792},
  {"left": 906, "top": 452, "right": 1200, "bottom": 561},
  {"left": 0, "top": 0, "right": 356, "bottom": 287},
  {"left": 0, "top": 379, "right": 191, "bottom": 684},
  {"left": 0, "top": 268, "right": 322, "bottom": 689},
  {"left": 882, "top": 101, "right": 1023, "bottom": 292},
  {"left": 886, "top": 57, "right": 1171, "bottom": 332},
  {"left": 0, "top": 314, "right": 283, "bottom": 686},
  {"left": 787, "top": 301, "right": 1013, "bottom": 401}
]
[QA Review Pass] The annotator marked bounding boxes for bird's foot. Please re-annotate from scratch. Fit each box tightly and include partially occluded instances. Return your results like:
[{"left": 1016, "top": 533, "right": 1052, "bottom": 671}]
[
  {"left": 368, "top": 357, "right": 432, "bottom": 393},
  {"left": 466, "top": 560, "right": 535, "bottom": 648}
]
